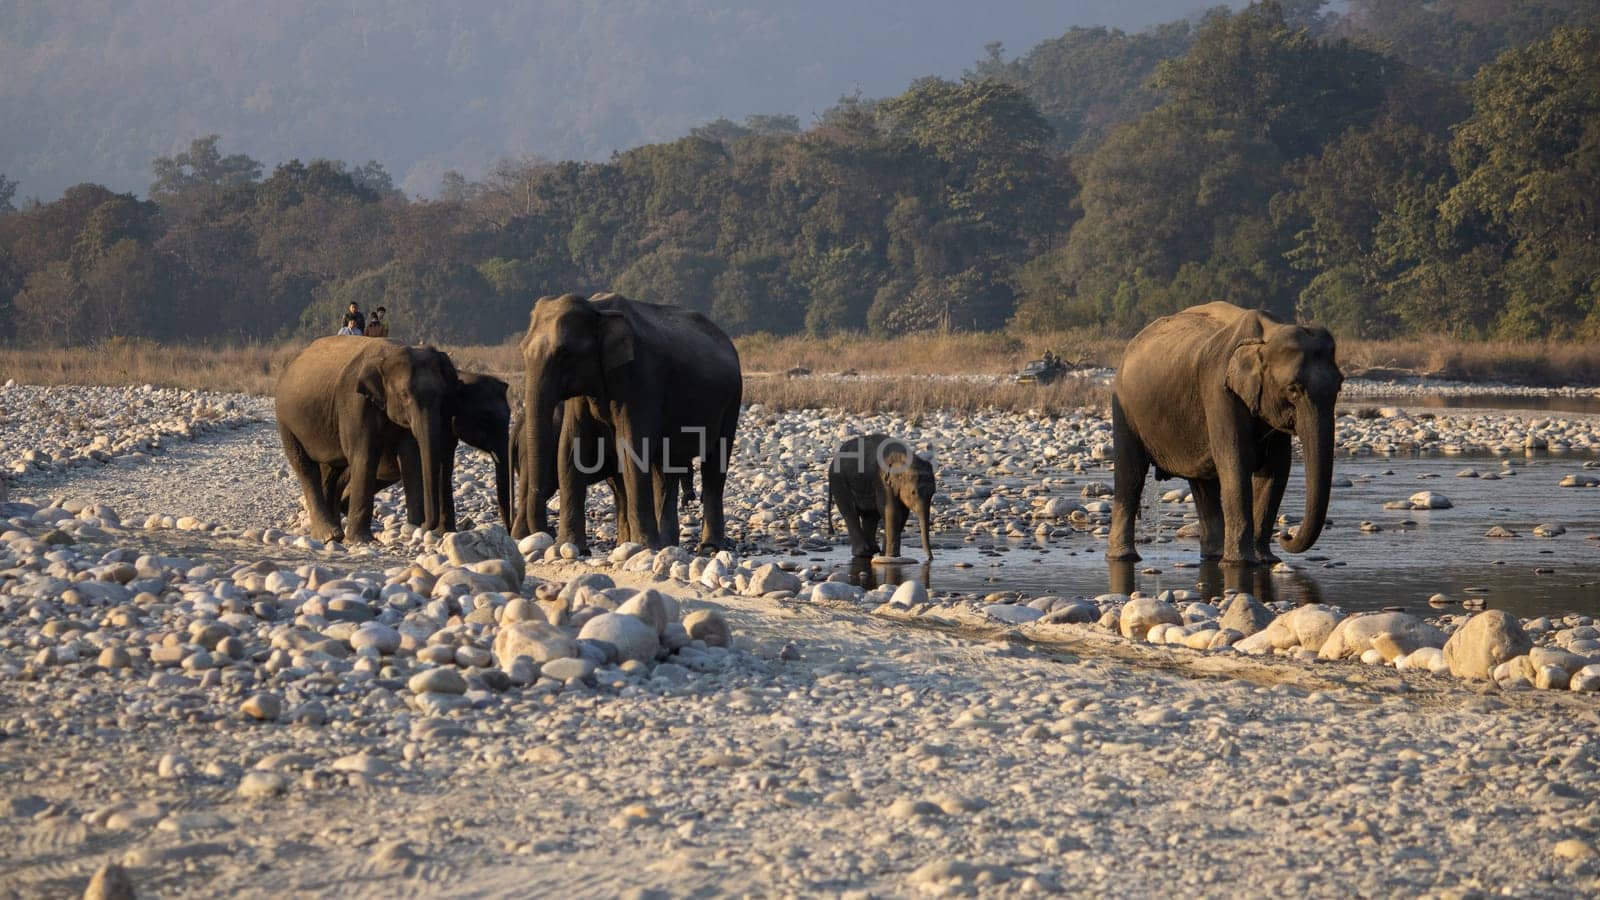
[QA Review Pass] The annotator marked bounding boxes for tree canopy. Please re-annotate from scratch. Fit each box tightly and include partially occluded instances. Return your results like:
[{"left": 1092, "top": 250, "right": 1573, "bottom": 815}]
[{"left": 1, "top": 2, "right": 1597, "bottom": 347}]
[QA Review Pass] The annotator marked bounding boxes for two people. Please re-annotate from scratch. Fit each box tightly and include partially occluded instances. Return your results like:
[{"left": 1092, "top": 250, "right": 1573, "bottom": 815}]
[{"left": 337, "top": 302, "right": 389, "bottom": 337}]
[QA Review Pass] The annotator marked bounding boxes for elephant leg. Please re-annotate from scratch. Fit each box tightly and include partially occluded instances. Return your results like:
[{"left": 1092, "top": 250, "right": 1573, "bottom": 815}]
[
  {"left": 610, "top": 475, "right": 633, "bottom": 545},
  {"left": 1189, "top": 477, "right": 1225, "bottom": 562},
  {"left": 1107, "top": 396, "right": 1148, "bottom": 562},
  {"left": 1208, "top": 417, "right": 1258, "bottom": 565},
  {"left": 441, "top": 441, "right": 459, "bottom": 532},
  {"left": 697, "top": 417, "right": 736, "bottom": 551},
  {"left": 343, "top": 447, "right": 381, "bottom": 544},
  {"left": 859, "top": 510, "right": 883, "bottom": 558},
  {"left": 654, "top": 467, "right": 680, "bottom": 548},
  {"left": 280, "top": 424, "right": 342, "bottom": 542},
  {"left": 397, "top": 438, "right": 425, "bottom": 527},
  {"left": 1252, "top": 433, "right": 1292, "bottom": 564},
  {"left": 831, "top": 477, "right": 873, "bottom": 559},
  {"left": 557, "top": 444, "right": 591, "bottom": 555},
  {"left": 616, "top": 428, "right": 661, "bottom": 549},
  {"left": 883, "top": 497, "right": 906, "bottom": 558}
]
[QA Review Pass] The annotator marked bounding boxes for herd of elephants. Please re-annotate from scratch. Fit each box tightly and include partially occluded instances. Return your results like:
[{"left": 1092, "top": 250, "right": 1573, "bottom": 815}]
[{"left": 274, "top": 295, "right": 1343, "bottom": 571}]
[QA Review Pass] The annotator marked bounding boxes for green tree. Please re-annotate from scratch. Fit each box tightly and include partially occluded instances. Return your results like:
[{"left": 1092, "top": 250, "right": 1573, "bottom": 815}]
[
  {"left": 1444, "top": 27, "right": 1600, "bottom": 336},
  {"left": 612, "top": 247, "right": 725, "bottom": 315},
  {"left": 149, "top": 135, "right": 262, "bottom": 203}
]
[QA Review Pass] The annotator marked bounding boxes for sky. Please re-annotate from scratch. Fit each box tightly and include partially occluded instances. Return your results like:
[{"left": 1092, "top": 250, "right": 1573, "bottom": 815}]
[{"left": 0, "top": 1, "right": 1220, "bottom": 199}]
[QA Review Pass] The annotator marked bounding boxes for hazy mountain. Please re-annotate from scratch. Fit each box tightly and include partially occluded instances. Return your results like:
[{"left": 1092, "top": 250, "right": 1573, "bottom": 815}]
[{"left": 0, "top": 0, "right": 1218, "bottom": 199}]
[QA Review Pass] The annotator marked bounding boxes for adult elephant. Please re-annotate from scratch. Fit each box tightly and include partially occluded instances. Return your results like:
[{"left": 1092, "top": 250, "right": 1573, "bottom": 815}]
[
  {"left": 512, "top": 292, "right": 740, "bottom": 553},
  {"left": 276, "top": 337, "right": 459, "bottom": 543},
  {"left": 335, "top": 370, "right": 512, "bottom": 531},
  {"left": 1107, "top": 301, "right": 1342, "bottom": 566}
]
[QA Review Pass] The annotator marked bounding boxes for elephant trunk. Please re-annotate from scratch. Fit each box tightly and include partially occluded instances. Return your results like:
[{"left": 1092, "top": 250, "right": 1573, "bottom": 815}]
[
  {"left": 915, "top": 498, "right": 933, "bottom": 561},
  {"left": 415, "top": 412, "right": 452, "bottom": 532},
  {"left": 519, "top": 380, "right": 559, "bottom": 538},
  {"left": 1280, "top": 400, "right": 1334, "bottom": 555}
]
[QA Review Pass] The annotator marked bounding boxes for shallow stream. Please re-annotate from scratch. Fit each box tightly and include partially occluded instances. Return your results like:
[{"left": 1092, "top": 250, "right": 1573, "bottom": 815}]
[{"left": 819, "top": 393, "right": 1600, "bottom": 620}]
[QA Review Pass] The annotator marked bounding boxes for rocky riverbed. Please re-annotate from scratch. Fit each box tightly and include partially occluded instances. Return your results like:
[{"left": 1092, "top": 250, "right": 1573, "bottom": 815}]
[{"left": 4, "top": 383, "right": 1600, "bottom": 897}]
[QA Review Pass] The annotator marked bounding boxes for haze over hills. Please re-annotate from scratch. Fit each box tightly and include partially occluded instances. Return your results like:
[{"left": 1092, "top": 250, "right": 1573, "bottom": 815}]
[{"left": 0, "top": 0, "right": 1218, "bottom": 199}]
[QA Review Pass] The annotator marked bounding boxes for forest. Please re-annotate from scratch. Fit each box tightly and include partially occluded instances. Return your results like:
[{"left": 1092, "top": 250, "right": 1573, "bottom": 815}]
[{"left": 0, "top": 0, "right": 1596, "bottom": 347}]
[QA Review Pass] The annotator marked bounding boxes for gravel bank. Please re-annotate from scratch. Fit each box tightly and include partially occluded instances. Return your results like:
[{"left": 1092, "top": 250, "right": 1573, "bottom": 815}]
[{"left": 3, "top": 386, "right": 1600, "bottom": 897}]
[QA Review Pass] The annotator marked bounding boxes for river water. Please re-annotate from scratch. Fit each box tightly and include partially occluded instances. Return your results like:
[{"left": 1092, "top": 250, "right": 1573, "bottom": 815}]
[{"left": 817, "top": 394, "right": 1600, "bottom": 619}]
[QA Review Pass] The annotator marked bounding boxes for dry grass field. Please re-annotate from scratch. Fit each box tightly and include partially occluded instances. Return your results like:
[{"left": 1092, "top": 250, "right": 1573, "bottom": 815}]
[{"left": 3, "top": 332, "right": 1599, "bottom": 414}]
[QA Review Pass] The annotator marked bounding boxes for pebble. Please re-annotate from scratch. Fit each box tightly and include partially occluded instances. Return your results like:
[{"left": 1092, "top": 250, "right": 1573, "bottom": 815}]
[
  {"left": 408, "top": 667, "right": 468, "bottom": 695},
  {"left": 240, "top": 692, "right": 282, "bottom": 721}
]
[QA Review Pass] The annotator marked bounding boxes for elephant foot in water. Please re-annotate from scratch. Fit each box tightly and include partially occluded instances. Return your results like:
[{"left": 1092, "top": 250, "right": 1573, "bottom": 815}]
[{"left": 1105, "top": 549, "right": 1142, "bottom": 563}]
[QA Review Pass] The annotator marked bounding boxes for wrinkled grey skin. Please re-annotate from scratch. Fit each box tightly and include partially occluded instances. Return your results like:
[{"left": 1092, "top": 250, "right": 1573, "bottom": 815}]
[
  {"left": 276, "top": 336, "right": 459, "bottom": 543},
  {"left": 828, "top": 434, "right": 936, "bottom": 561},
  {"left": 1108, "top": 301, "right": 1343, "bottom": 566},
  {"left": 511, "top": 397, "right": 700, "bottom": 550},
  {"left": 511, "top": 293, "right": 741, "bottom": 554},
  {"left": 335, "top": 370, "right": 511, "bottom": 530}
]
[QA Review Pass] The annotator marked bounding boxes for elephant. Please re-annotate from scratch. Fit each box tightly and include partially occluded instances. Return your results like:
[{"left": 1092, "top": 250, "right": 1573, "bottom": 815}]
[
  {"left": 1107, "top": 301, "right": 1343, "bottom": 567},
  {"left": 512, "top": 293, "right": 741, "bottom": 554},
  {"left": 333, "top": 370, "right": 512, "bottom": 531},
  {"left": 827, "top": 434, "right": 936, "bottom": 561},
  {"left": 276, "top": 336, "right": 460, "bottom": 543}
]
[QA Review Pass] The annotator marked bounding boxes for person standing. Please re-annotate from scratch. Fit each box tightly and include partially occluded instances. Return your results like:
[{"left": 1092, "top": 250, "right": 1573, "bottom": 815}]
[{"left": 365, "top": 306, "right": 390, "bottom": 338}]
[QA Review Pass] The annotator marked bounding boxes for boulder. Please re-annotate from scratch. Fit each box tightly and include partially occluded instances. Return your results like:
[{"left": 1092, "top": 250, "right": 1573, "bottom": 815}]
[
  {"left": 745, "top": 563, "right": 802, "bottom": 597},
  {"left": 683, "top": 610, "right": 732, "bottom": 647},
  {"left": 578, "top": 612, "right": 660, "bottom": 663},
  {"left": 349, "top": 624, "right": 401, "bottom": 655},
  {"left": 558, "top": 572, "right": 615, "bottom": 603},
  {"left": 889, "top": 580, "right": 929, "bottom": 608},
  {"left": 1235, "top": 605, "right": 1344, "bottom": 654},
  {"left": 500, "top": 597, "right": 546, "bottom": 625},
  {"left": 1408, "top": 491, "right": 1453, "bottom": 509},
  {"left": 1218, "top": 593, "right": 1274, "bottom": 636},
  {"left": 408, "top": 667, "right": 467, "bottom": 695},
  {"left": 1569, "top": 664, "right": 1600, "bottom": 692},
  {"left": 1443, "top": 610, "right": 1532, "bottom": 679},
  {"left": 1318, "top": 612, "right": 1446, "bottom": 661},
  {"left": 1396, "top": 646, "right": 1448, "bottom": 673},
  {"left": 1041, "top": 600, "right": 1100, "bottom": 625},
  {"left": 984, "top": 604, "right": 1044, "bottom": 625},
  {"left": 493, "top": 622, "right": 579, "bottom": 668},
  {"left": 518, "top": 532, "right": 555, "bottom": 557},
  {"left": 431, "top": 567, "right": 508, "bottom": 599},
  {"left": 1119, "top": 597, "right": 1181, "bottom": 641},
  {"left": 811, "top": 581, "right": 864, "bottom": 603},
  {"left": 441, "top": 525, "right": 524, "bottom": 584},
  {"left": 615, "top": 589, "right": 676, "bottom": 635},
  {"left": 1528, "top": 645, "right": 1591, "bottom": 674}
]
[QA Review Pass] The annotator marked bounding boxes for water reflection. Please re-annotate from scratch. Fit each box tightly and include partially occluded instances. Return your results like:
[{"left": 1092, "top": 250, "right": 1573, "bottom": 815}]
[
  {"left": 1102, "top": 560, "right": 1328, "bottom": 605},
  {"left": 844, "top": 554, "right": 1337, "bottom": 606},
  {"left": 848, "top": 558, "right": 931, "bottom": 592},
  {"left": 1358, "top": 392, "right": 1600, "bottom": 416}
]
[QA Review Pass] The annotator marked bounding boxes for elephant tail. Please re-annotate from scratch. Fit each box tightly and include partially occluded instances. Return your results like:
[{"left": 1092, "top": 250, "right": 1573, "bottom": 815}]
[{"left": 825, "top": 488, "right": 835, "bottom": 535}]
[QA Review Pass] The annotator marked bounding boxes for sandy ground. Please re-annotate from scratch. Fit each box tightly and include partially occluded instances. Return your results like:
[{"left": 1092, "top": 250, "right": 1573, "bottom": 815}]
[{"left": 3, "top": 398, "right": 1600, "bottom": 898}]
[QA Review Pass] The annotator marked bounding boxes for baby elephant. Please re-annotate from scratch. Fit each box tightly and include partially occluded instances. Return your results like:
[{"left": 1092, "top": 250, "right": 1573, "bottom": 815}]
[{"left": 828, "top": 434, "right": 935, "bottom": 561}]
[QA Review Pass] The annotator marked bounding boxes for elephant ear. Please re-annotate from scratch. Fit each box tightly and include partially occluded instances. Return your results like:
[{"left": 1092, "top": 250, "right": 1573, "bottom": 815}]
[
  {"left": 356, "top": 359, "right": 386, "bottom": 408},
  {"left": 599, "top": 310, "right": 634, "bottom": 371},
  {"left": 1226, "top": 340, "right": 1266, "bottom": 415}
]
